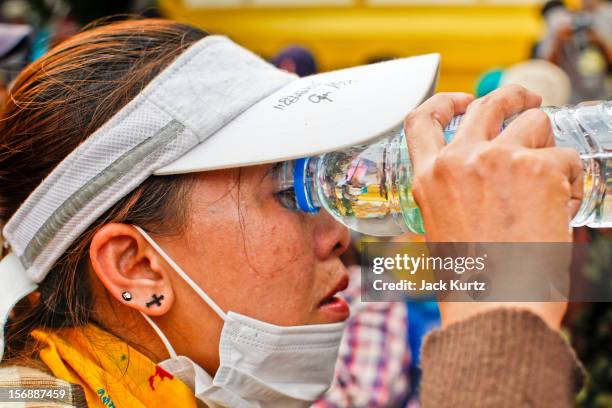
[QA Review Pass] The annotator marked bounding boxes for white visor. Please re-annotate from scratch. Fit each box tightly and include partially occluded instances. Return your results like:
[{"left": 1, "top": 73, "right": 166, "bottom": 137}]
[{"left": 156, "top": 50, "right": 440, "bottom": 174}]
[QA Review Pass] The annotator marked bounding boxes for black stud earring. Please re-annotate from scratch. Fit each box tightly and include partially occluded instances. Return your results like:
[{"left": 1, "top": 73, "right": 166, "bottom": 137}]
[
  {"left": 146, "top": 294, "right": 164, "bottom": 308},
  {"left": 121, "top": 291, "right": 133, "bottom": 302}
]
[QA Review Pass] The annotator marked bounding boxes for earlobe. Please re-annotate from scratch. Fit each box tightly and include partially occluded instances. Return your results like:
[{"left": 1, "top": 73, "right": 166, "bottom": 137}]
[{"left": 89, "top": 223, "right": 174, "bottom": 316}]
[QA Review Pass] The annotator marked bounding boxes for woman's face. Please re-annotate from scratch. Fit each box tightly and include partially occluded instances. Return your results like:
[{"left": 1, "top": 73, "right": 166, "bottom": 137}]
[
  {"left": 158, "top": 164, "right": 351, "bottom": 329},
  {"left": 90, "top": 163, "right": 351, "bottom": 373}
]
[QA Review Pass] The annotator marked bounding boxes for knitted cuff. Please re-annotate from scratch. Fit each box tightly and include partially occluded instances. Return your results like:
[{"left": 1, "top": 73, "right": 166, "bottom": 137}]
[{"left": 420, "top": 308, "right": 584, "bottom": 408}]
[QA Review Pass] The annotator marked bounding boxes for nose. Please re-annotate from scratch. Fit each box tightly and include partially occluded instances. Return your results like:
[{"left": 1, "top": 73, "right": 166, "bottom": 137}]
[{"left": 313, "top": 210, "right": 351, "bottom": 260}]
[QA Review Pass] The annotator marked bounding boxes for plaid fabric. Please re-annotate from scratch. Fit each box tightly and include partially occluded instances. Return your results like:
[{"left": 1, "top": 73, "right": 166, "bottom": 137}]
[
  {"left": 0, "top": 365, "right": 87, "bottom": 407},
  {"left": 313, "top": 267, "right": 411, "bottom": 408}
]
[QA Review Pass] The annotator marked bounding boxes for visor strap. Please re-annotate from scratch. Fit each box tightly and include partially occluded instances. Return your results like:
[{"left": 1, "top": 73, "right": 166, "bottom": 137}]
[{"left": 0, "top": 253, "right": 38, "bottom": 361}]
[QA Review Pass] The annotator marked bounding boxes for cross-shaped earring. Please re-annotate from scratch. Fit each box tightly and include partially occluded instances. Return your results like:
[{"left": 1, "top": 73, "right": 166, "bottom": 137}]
[{"left": 146, "top": 294, "right": 165, "bottom": 308}]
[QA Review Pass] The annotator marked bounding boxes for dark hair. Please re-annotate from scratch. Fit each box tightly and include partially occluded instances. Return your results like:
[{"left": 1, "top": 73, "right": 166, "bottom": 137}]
[
  {"left": 541, "top": 0, "right": 566, "bottom": 16},
  {"left": 0, "top": 19, "right": 207, "bottom": 365}
]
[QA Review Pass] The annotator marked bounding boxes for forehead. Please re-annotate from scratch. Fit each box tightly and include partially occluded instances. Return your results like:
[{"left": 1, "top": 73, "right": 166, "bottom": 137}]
[
  {"left": 193, "top": 163, "right": 272, "bottom": 182},
  {"left": 188, "top": 164, "right": 273, "bottom": 200}
]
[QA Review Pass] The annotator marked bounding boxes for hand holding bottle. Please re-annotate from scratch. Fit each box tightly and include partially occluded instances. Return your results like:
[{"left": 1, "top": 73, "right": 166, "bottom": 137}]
[
  {"left": 405, "top": 85, "right": 583, "bottom": 330},
  {"left": 405, "top": 85, "right": 583, "bottom": 244}
]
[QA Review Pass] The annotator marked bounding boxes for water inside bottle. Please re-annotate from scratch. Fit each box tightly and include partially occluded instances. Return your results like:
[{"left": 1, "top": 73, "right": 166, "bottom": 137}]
[
  {"left": 316, "top": 132, "right": 413, "bottom": 236},
  {"left": 556, "top": 102, "right": 612, "bottom": 228},
  {"left": 581, "top": 151, "right": 611, "bottom": 228}
]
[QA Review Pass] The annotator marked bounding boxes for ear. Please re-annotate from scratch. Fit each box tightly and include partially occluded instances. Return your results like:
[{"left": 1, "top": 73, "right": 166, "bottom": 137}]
[{"left": 89, "top": 223, "right": 174, "bottom": 317}]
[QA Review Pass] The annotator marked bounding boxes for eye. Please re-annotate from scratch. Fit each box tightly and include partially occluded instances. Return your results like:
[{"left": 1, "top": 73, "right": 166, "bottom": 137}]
[
  {"left": 270, "top": 161, "right": 299, "bottom": 211},
  {"left": 274, "top": 188, "right": 298, "bottom": 211}
]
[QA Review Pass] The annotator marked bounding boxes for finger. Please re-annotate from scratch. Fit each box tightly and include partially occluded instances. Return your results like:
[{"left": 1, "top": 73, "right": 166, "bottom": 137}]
[
  {"left": 539, "top": 147, "right": 584, "bottom": 203},
  {"left": 495, "top": 108, "right": 555, "bottom": 148},
  {"left": 404, "top": 92, "right": 474, "bottom": 173},
  {"left": 453, "top": 84, "right": 542, "bottom": 144}
]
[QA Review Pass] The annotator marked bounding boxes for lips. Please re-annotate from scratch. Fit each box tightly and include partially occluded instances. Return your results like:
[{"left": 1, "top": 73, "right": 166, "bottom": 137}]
[
  {"left": 316, "top": 275, "right": 350, "bottom": 321},
  {"left": 318, "top": 275, "right": 349, "bottom": 307}
]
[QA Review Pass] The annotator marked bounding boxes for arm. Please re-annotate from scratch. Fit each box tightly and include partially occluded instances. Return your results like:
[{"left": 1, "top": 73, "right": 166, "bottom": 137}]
[
  {"left": 404, "top": 86, "right": 585, "bottom": 407},
  {"left": 419, "top": 308, "right": 583, "bottom": 408}
]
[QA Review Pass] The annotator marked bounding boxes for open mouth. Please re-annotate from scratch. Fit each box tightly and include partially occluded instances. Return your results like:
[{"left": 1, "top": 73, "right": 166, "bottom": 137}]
[
  {"left": 318, "top": 275, "right": 349, "bottom": 307},
  {"left": 317, "top": 275, "right": 350, "bottom": 323},
  {"left": 319, "top": 296, "right": 342, "bottom": 307}
]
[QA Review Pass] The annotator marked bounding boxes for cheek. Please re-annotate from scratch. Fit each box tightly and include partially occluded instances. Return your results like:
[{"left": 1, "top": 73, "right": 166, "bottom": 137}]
[
  {"left": 176, "top": 172, "right": 325, "bottom": 325},
  {"left": 240, "top": 199, "right": 314, "bottom": 279},
  {"left": 237, "top": 203, "right": 323, "bottom": 322}
]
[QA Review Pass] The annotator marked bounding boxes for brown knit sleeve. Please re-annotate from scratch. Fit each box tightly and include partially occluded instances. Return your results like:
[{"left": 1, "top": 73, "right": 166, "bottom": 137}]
[{"left": 419, "top": 308, "right": 584, "bottom": 408}]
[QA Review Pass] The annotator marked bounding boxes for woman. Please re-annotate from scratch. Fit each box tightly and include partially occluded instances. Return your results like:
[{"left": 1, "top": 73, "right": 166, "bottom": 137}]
[{"left": 0, "top": 19, "right": 582, "bottom": 407}]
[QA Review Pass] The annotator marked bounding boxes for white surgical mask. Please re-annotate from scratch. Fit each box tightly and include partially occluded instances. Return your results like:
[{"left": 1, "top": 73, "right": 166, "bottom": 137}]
[{"left": 134, "top": 226, "right": 346, "bottom": 408}]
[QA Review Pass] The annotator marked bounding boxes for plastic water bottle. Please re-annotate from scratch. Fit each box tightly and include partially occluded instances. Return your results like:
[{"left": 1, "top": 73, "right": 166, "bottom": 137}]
[{"left": 275, "top": 101, "right": 611, "bottom": 236}]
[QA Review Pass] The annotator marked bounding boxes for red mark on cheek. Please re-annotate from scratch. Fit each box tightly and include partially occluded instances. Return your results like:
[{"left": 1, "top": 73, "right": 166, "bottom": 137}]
[{"left": 148, "top": 365, "right": 174, "bottom": 391}]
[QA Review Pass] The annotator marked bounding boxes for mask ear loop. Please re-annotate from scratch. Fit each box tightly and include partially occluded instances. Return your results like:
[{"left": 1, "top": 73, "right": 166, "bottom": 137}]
[
  {"left": 132, "top": 225, "right": 228, "bottom": 359},
  {"left": 140, "top": 312, "right": 178, "bottom": 359}
]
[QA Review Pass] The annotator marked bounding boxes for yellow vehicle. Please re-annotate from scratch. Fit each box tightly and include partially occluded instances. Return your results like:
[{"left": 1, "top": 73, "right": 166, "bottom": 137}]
[{"left": 160, "top": 0, "right": 562, "bottom": 92}]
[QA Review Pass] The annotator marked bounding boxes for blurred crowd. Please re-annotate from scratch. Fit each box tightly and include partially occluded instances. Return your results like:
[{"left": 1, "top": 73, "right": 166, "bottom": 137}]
[
  {"left": 0, "top": 0, "right": 609, "bottom": 104},
  {"left": 0, "top": 0, "right": 609, "bottom": 406},
  {"left": 0, "top": 0, "right": 158, "bottom": 96}
]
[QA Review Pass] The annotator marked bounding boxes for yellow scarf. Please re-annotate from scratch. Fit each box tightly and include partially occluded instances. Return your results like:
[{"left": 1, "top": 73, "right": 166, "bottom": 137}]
[{"left": 31, "top": 324, "right": 198, "bottom": 408}]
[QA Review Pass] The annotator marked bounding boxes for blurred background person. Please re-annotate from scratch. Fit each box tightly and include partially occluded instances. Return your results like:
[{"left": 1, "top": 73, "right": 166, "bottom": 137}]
[
  {"left": 0, "top": 22, "right": 30, "bottom": 94},
  {"left": 536, "top": 0, "right": 611, "bottom": 102},
  {"left": 476, "top": 59, "right": 572, "bottom": 105},
  {"left": 500, "top": 59, "right": 572, "bottom": 105},
  {"left": 273, "top": 45, "right": 317, "bottom": 77}
]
